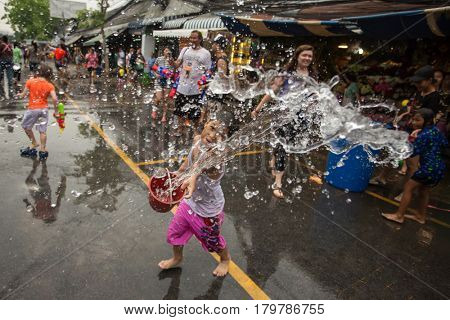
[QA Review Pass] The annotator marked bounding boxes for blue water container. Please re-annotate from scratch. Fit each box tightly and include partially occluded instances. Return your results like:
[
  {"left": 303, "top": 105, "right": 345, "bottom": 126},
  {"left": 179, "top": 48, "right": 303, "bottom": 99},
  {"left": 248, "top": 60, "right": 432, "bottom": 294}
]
[{"left": 325, "top": 142, "right": 376, "bottom": 192}]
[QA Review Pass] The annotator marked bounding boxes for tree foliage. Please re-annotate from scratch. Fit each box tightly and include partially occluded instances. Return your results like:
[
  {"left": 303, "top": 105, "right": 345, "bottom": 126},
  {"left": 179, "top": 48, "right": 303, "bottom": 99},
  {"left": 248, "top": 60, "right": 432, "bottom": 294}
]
[
  {"left": 3, "top": 0, "right": 59, "bottom": 40},
  {"left": 75, "top": 9, "right": 105, "bottom": 30}
]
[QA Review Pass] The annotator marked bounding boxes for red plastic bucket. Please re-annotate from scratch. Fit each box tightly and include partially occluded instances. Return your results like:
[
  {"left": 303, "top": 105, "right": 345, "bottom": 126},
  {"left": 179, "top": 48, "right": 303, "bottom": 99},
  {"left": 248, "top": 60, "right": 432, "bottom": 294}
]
[{"left": 148, "top": 169, "right": 184, "bottom": 213}]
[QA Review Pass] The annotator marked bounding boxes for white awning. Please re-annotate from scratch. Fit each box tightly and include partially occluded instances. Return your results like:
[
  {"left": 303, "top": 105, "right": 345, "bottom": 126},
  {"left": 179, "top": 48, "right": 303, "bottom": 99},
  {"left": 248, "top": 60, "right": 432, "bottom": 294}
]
[
  {"left": 162, "top": 16, "right": 191, "bottom": 29},
  {"left": 183, "top": 14, "right": 225, "bottom": 30},
  {"left": 153, "top": 28, "right": 224, "bottom": 38}
]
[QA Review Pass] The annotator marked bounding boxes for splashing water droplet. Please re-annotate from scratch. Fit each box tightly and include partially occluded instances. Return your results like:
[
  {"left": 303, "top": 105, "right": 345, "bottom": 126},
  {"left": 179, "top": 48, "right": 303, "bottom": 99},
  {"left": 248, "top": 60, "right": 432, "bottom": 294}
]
[
  {"left": 244, "top": 190, "right": 259, "bottom": 200},
  {"left": 71, "top": 190, "right": 81, "bottom": 198}
]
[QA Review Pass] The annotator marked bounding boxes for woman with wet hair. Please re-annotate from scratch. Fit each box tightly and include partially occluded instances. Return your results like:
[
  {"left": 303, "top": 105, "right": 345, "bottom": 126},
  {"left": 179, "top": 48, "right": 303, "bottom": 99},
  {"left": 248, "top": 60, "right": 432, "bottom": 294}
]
[{"left": 251, "top": 44, "right": 317, "bottom": 199}]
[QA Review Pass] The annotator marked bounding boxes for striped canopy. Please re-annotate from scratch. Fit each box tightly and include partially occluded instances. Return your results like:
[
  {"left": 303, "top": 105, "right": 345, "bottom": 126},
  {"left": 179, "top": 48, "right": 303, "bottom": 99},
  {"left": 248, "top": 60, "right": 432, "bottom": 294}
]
[
  {"left": 219, "top": 14, "right": 357, "bottom": 37},
  {"left": 219, "top": 6, "right": 450, "bottom": 38}
]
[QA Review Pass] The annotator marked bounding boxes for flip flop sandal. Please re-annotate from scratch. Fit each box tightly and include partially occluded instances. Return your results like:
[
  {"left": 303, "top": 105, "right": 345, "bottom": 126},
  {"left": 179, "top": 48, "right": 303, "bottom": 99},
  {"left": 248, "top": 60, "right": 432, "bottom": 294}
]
[
  {"left": 369, "top": 178, "right": 387, "bottom": 186},
  {"left": 39, "top": 151, "right": 49, "bottom": 161},
  {"left": 20, "top": 147, "right": 37, "bottom": 158}
]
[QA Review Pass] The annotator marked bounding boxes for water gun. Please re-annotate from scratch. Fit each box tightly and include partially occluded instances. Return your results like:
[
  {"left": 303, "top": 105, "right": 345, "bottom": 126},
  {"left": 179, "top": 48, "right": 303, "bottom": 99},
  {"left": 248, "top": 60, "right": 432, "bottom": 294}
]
[
  {"left": 198, "top": 71, "right": 212, "bottom": 99},
  {"left": 168, "top": 72, "right": 180, "bottom": 99},
  {"left": 151, "top": 65, "right": 173, "bottom": 79},
  {"left": 54, "top": 102, "right": 66, "bottom": 132}
]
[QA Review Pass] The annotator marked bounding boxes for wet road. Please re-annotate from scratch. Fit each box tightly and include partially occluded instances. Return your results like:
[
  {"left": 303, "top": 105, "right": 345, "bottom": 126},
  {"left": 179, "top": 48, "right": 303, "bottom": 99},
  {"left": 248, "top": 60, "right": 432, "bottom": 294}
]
[{"left": 0, "top": 77, "right": 449, "bottom": 299}]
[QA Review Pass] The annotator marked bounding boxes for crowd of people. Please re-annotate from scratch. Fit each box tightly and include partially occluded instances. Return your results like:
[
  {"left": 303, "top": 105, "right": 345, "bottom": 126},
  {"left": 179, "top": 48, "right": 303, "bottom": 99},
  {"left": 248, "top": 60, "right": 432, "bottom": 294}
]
[{"left": 8, "top": 29, "right": 449, "bottom": 277}]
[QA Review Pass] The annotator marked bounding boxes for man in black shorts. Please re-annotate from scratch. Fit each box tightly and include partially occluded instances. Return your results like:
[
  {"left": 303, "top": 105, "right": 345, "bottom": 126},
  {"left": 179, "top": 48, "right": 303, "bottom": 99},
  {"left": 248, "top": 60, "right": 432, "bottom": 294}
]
[{"left": 173, "top": 30, "right": 212, "bottom": 133}]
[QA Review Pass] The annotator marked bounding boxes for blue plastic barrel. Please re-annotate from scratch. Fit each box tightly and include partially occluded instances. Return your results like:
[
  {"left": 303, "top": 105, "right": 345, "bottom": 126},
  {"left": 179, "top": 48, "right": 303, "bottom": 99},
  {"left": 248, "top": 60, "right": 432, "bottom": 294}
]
[{"left": 325, "top": 142, "right": 376, "bottom": 192}]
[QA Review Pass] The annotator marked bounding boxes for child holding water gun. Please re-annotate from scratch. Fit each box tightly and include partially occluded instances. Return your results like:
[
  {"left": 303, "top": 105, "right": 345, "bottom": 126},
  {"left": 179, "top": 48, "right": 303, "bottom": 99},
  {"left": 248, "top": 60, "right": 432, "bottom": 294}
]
[
  {"left": 159, "top": 119, "right": 231, "bottom": 277},
  {"left": 382, "top": 108, "right": 448, "bottom": 224},
  {"left": 18, "top": 64, "right": 58, "bottom": 160}
]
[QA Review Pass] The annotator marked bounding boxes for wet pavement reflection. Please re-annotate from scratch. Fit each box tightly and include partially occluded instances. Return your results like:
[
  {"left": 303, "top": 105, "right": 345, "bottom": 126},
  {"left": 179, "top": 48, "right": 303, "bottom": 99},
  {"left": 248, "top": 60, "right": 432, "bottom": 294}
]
[{"left": 0, "top": 78, "right": 449, "bottom": 300}]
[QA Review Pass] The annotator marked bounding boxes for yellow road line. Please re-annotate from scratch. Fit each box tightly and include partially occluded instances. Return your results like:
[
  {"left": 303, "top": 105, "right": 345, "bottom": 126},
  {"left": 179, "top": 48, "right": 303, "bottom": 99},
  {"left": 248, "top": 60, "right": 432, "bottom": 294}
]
[
  {"left": 294, "top": 159, "right": 449, "bottom": 229},
  {"left": 365, "top": 190, "right": 450, "bottom": 229},
  {"left": 211, "top": 253, "right": 270, "bottom": 300},
  {"left": 136, "top": 149, "right": 266, "bottom": 167},
  {"left": 136, "top": 158, "right": 186, "bottom": 166},
  {"left": 67, "top": 96, "right": 270, "bottom": 300}
]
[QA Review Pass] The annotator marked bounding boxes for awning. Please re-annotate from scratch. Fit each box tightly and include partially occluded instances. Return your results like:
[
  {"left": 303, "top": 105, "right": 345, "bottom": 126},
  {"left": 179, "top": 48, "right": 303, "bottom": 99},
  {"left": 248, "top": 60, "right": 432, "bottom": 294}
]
[
  {"left": 219, "top": 5, "right": 450, "bottom": 38},
  {"left": 340, "top": 6, "right": 450, "bottom": 38},
  {"left": 153, "top": 14, "right": 226, "bottom": 38},
  {"left": 219, "top": 14, "right": 356, "bottom": 37},
  {"left": 183, "top": 14, "right": 226, "bottom": 30},
  {"left": 64, "top": 35, "right": 82, "bottom": 46},
  {"left": 162, "top": 16, "right": 191, "bottom": 29},
  {"left": 83, "top": 25, "right": 127, "bottom": 46},
  {"left": 153, "top": 28, "right": 223, "bottom": 38}
]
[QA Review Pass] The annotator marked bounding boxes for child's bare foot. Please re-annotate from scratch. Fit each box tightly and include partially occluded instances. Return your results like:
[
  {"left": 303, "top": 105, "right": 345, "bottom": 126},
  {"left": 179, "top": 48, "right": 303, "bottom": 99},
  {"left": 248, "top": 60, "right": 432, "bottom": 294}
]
[
  {"left": 273, "top": 188, "right": 284, "bottom": 199},
  {"left": 158, "top": 258, "right": 182, "bottom": 270},
  {"left": 381, "top": 212, "right": 404, "bottom": 224},
  {"left": 405, "top": 214, "right": 426, "bottom": 224},
  {"left": 212, "top": 260, "right": 229, "bottom": 277}
]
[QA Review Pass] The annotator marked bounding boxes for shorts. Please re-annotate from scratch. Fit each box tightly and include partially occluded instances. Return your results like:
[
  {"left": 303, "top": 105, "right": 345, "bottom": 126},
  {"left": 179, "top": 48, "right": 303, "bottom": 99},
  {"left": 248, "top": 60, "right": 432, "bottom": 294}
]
[
  {"left": 167, "top": 200, "right": 226, "bottom": 253},
  {"left": 174, "top": 93, "right": 202, "bottom": 120},
  {"left": 154, "top": 78, "right": 170, "bottom": 91},
  {"left": 22, "top": 109, "right": 49, "bottom": 133},
  {"left": 87, "top": 67, "right": 95, "bottom": 72},
  {"left": 411, "top": 169, "right": 443, "bottom": 188},
  {"left": 55, "top": 61, "right": 66, "bottom": 70}
]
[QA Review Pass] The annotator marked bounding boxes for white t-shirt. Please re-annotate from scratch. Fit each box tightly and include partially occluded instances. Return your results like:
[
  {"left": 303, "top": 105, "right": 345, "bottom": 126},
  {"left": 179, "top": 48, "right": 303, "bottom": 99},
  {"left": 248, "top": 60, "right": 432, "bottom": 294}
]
[{"left": 177, "top": 46, "right": 211, "bottom": 96}]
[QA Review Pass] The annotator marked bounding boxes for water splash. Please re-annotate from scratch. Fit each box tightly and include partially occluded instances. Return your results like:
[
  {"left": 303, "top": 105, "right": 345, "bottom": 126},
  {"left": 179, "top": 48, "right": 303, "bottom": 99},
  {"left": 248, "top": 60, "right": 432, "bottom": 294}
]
[{"left": 168, "top": 66, "right": 411, "bottom": 194}]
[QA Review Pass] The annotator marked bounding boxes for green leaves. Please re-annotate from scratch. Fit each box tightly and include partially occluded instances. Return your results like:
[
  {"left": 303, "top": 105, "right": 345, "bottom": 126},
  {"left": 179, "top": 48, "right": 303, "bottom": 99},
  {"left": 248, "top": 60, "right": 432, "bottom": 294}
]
[
  {"left": 75, "top": 9, "right": 105, "bottom": 30},
  {"left": 4, "top": 0, "right": 59, "bottom": 40}
]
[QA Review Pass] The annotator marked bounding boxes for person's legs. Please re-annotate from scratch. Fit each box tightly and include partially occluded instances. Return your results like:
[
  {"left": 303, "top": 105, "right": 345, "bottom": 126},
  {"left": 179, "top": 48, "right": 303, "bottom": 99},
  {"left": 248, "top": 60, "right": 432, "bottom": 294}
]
[
  {"left": 213, "top": 247, "right": 230, "bottom": 277},
  {"left": 159, "top": 245, "right": 184, "bottom": 269},
  {"left": 5, "top": 62, "right": 13, "bottom": 99},
  {"left": 273, "top": 144, "right": 286, "bottom": 198},
  {"left": 161, "top": 89, "right": 168, "bottom": 123},
  {"left": 405, "top": 184, "right": 430, "bottom": 224},
  {"left": 39, "top": 132, "right": 47, "bottom": 152},
  {"left": 153, "top": 90, "right": 162, "bottom": 119},
  {"left": 22, "top": 110, "right": 41, "bottom": 148},
  {"left": 159, "top": 201, "right": 192, "bottom": 269},
  {"left": 24, "top": 128, "right": 38, "bottom": 148},
  {"left": 382, "top": 179, "right": 420, "bottom": 223},
  {"left": 0, "top": 62, "right": 5, "bottom": 99}
]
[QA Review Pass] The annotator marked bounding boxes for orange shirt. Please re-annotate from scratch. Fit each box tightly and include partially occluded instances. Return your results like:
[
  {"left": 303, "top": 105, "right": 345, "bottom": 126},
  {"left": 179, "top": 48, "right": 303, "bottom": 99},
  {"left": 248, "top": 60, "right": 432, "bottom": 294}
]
[{"left": 26, "top": 78, "right": 55, "bottom": 109}]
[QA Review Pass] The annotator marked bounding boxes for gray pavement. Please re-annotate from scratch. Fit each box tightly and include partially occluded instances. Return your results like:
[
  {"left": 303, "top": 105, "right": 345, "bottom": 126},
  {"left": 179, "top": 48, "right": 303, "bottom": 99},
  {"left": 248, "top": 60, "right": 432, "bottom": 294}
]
[{"left": 0, "top": 75, "right": 449, "bottom": 299}]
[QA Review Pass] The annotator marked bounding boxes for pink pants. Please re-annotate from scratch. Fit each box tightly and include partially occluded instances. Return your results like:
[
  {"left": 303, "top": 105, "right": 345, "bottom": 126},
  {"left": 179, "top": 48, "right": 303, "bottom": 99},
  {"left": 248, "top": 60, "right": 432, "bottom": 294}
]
[{"left": 167, "top": 200, "right": 227, "bottom": 253}]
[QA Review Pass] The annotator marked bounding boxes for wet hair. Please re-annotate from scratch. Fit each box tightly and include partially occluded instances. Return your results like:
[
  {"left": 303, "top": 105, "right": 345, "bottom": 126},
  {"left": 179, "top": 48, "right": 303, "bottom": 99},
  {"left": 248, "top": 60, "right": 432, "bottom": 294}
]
[
  {"left": 35, "top": 63, "right": 53, "bottom": 81},
  {"left": 416, "top": 108, "right": 435, "bottom": 127},
  {"left": 2, "top": 35, "right": 8, "bottom": 43},
  {"left": 285, "top": 44, "right": 317, "bottom": 79}
]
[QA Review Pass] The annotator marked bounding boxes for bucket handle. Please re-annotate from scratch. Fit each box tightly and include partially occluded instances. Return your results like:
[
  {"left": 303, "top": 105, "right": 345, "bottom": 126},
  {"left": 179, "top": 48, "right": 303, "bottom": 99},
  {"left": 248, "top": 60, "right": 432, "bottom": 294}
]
[{"left": 166, "top": 168, "right": 174, "bottom": 205}]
